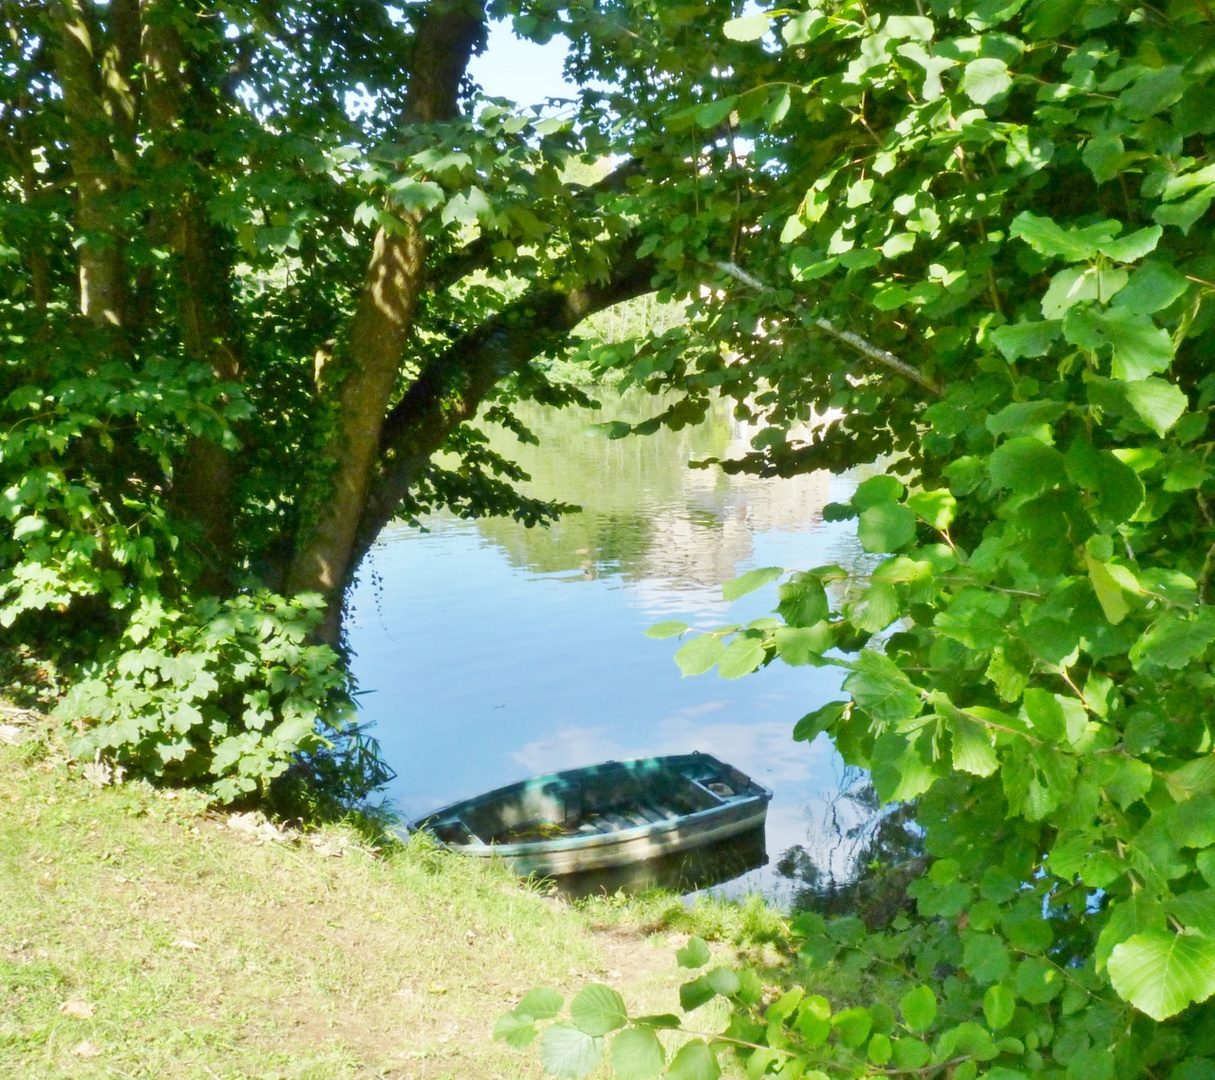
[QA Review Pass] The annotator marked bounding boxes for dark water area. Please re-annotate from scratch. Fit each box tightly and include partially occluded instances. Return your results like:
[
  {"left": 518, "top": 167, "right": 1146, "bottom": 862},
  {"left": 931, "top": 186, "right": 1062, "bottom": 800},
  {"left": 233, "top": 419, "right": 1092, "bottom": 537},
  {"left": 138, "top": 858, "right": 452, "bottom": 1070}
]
[{"left": 347, "top": 389, "right": 873, "bottom": 905}]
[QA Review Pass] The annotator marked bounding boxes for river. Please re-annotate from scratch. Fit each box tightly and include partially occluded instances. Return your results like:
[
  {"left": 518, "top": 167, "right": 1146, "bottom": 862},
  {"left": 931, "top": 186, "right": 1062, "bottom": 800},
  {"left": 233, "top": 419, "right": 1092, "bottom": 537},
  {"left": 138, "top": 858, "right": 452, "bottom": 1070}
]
[{"left": 347, "top": 388, "right": 871, "bottom": 903}]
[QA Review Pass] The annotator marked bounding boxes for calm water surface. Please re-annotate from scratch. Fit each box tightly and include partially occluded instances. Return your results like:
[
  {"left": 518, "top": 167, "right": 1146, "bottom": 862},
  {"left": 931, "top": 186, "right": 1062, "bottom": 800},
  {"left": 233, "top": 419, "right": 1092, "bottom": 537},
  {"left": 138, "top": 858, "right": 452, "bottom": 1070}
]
[{"left": 347, "top": 391, "right": 868, "bottom": 902}]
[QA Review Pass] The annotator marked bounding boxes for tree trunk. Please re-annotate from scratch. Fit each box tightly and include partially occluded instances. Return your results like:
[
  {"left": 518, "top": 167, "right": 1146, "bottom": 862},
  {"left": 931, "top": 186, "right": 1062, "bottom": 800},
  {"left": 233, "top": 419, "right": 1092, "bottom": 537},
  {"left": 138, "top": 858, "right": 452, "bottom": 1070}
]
[
  {"left": 51, "top": 0, "right": 127, "bottom": 327},
  {"left": 142, "top": 3, "right": 245, "bottom": 579},
  {"left": 285, "top": 2, "right": 485, "bottom": 642}
]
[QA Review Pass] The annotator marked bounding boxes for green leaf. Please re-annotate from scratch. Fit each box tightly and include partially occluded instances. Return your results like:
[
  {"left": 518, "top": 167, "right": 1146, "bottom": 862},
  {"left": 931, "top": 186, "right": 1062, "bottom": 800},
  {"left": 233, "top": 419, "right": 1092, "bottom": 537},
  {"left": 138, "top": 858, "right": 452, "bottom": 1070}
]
[
  {"left": 723, "top": 14, "right": 771, "bottom": 40},
  {"left": 886, "top": 15, "right": 934, "bottom": 38},
  {"left": 988, "top": 437, "right": 1066, "bottom": 497},
  {"left": 666, "top": 1040, "right": 721, "bottom": 1080},
  {"left": 1011, "top": 212, "right": 1120, "bottom": 261},
  {"left": 1131, "top": 610, "right": 1215, "bottom": 671},
  {"left": 1165, "top": 757, "right": 1215, "bottom": 802},
  {"left": 679, "top": 976, "right": 714, "bottom": 1012},
  {"left": 986, "top": 400, "right": 1068, "bottom": 440},
  {"left": 776, "top": 623, "right": 834, "bottom": 666},
  {"left": 833, "top": 1007, "right": 873, "bottom": 1047},
  {"left": 674, "top": 635, "right": 726, "bottom": 677},
  {"left": 989, "top": 320, "right": 1061, "bottom": 361},
  {"left": 1128, "top": 379, "right": 1189, "bottom": 438},
  {"left": 1099, "top": 225, "right": 1162, "bottom": 263},
  {"left": 1154, "top": 190, "right": 1214, "bottom": 234},
  {"left": 1086, "top": 554, "right": 1130, "bottom": 625},
  {"left": 1024, "top": 0, "right": 1085, "bottom": 36},
  {"left": 1168, "top": 796, "right": 1215, "bottom": 849},
  {"left": 900, "top": 986, "right": 937, "bottom": 1031},
  {"left": 610, "top": 1026, "right": 665, "bottom": 1080},
  {"left": 1098, "top": 756, "right": 1153, "bottom": 810},
  {"left": 793, "top": 700, "right": 847, "bottom": 741},
  {"left": 645, "top": 621, "right": 688, "bottom": 639},
  {"left": 893, "top": 1038, "right": 932, "bottom": 1069},
  {"left": 1107, "top": 930, "right": 1215, "bottom": 1020},
  {"left": 695, "top": 98, "right": 736, "bottom": 128},
  {"left": 908, "top": 489, "right": 956, "bottom": 528},
  {"left": 1041, "top": 266, "right": 1101, "bottom": 318},
  {"left": 853, "top": 475, "right": 906, "bottom": 509},
  {"left": 570, "top": 984, "right": 628, "bottom": 1036},
  {"left": 677, "top": 937, "right": 711, "bottom": 969},
  {"left": 777, "top": 576, "right": 830, "bottom": 626},
  {"left": 858, "top": 503, "right": 917, "bottom": 553},
  {"left": 389, "top": 179, "right": 445, "bottom": 213},
  {"left": 717, "top": 635, "right": 766, "bottom": 679},
  {"left": 1103, "top": 310, "right": 1174, "bottom": 381},
  {"left": 963, "top": 932, "right": 1011, "bottom": 983},
  {"left": 633, "top": 1014, "right": 682, "bottom": 1029},
  {"left": 1119, "top": 65, "right": 1186, "bottom": 120},
  {"left": 869, "top": 1032, "right": 893, "bottom": 1064},
  {"left": 706, "top": 966, "right": 740, "bottom": 997},
  {"left": 983, "top": 984, "right": 1016, "bottom": 1030},
  {"left": 950, "top": 713, "right": 999, "bottom": 777},
  {"left": 937, "top": 1022, "right": 999, "bottom": 1061},
  {"left": 844, "top": 652, "right": 922, "bottom": 725},
  {"left": 962, "top": 58, "right": 1011, "bottom": 103},
  {"left": 1114, "top": 262, "right": 1190, "bottom": 315},
  {"left": 541, "top": 1023, "right": 605, "bottom": 1079},
  {"left": 1065, "top": 438, "right": 1145, "bottom": 525},
  {"left": 494, "top": 1010, "right": 539, "bottom": 1048},
  {"left": 516, "top": 987, "right": 564, "bottom": 1020},
  {"left": 722, "top": 567, "right": 783, "bottom": 601},
  {"left": 1014, "top": 957, "right": 1064, "bottom": 1003},
  {"left": 853, "top": 582, "right": 900, "bottom": 632}
]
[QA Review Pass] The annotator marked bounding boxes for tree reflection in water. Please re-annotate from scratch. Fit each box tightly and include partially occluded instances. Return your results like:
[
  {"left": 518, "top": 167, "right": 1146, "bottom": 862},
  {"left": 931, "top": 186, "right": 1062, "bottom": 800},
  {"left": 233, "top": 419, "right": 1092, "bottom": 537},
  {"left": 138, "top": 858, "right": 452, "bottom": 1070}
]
[{"left": 776, "top": 766, "right": 924, "bottom": 927}]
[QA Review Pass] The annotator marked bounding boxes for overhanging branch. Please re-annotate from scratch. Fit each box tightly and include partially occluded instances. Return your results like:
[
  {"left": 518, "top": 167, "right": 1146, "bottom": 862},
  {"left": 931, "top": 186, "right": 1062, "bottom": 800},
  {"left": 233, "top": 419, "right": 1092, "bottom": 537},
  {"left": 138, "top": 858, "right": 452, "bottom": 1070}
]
[
  {"left": 713, "top": 260, "right": 942, "bottom": 397},
  {"left": 348, "top": 240, "right": 656, "bottom": 575}
]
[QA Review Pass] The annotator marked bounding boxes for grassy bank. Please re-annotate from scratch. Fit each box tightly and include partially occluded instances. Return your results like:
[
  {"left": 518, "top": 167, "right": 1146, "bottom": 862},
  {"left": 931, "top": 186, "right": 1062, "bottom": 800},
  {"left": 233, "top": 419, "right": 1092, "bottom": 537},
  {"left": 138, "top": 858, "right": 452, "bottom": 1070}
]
[{"left": 0, "top": 713, "right": 790, "bottom": 1080}]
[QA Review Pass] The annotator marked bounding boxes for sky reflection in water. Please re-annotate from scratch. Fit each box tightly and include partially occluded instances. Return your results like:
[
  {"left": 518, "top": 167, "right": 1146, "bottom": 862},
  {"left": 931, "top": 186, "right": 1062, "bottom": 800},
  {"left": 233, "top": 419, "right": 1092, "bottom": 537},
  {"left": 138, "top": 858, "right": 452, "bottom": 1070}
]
[{"left": 347, "top": 391, "right": 869, "bottom": 901}]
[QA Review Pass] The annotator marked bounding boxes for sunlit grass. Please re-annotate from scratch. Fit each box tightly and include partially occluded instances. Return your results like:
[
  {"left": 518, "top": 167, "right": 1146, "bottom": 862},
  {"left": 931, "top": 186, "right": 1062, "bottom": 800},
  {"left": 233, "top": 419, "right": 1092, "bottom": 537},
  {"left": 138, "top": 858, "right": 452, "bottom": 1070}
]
[{"left": 0, "top": 728, "right": 607, "bottom": 1079}]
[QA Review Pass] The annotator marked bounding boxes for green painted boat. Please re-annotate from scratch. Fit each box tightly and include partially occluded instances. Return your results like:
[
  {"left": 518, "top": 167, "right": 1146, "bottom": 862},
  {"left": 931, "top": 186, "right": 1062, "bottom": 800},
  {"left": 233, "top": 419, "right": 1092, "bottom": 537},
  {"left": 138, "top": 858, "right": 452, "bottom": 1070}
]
[{"left": 411, "top": 753, "right": 772, "bottom": 877}]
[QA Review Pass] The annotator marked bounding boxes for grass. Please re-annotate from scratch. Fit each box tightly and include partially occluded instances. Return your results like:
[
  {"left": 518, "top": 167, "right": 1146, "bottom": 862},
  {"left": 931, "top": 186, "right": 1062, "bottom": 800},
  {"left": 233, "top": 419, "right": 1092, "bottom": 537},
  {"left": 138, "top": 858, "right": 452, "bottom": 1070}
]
[{"left": 0, "top": 713, "right": 806, "bottom": 1080}]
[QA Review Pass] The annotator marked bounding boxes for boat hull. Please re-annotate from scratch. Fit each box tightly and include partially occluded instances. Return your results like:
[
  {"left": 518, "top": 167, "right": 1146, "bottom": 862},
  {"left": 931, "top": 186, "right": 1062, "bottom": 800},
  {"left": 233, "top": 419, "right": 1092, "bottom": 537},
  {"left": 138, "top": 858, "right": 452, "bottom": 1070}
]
[
  {"left": 467, "top": 795, "right": 767, "bottom": 876},
  {"left": 412, "top": 752, "right": 772, "bottom": 879}
]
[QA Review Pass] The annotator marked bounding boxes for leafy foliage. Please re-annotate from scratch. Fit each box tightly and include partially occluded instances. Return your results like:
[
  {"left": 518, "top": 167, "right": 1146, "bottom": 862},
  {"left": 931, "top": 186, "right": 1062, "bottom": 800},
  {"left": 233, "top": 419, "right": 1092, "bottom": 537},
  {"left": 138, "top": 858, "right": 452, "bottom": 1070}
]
[
  {"left": 54, "top": 592, "right": 382, "bottom": 803},
  {"left": 504, "top": 0, "right": 1215, "bottom": 1070}
]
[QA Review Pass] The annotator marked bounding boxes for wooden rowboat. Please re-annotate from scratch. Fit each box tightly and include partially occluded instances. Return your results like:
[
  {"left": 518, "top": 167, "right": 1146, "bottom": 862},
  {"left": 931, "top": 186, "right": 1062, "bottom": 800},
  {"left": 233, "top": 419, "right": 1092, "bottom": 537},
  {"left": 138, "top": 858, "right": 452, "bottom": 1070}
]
[{"left": 411, "top": 752, "right": 772, "bottom": 877}]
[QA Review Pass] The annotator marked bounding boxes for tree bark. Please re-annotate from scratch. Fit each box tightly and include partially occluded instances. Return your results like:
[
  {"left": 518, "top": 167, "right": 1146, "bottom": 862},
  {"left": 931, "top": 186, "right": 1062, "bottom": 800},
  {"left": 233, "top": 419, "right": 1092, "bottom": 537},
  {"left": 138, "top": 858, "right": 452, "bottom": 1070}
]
[
  {"left": 50, "top": 0, "right": 126, "bottom": 327},
  {"left": 284, "top": 2, "right": 484, "bottom": 629},
  {"left": 142, "top": 2, "right": 245, "bottom": 577}
]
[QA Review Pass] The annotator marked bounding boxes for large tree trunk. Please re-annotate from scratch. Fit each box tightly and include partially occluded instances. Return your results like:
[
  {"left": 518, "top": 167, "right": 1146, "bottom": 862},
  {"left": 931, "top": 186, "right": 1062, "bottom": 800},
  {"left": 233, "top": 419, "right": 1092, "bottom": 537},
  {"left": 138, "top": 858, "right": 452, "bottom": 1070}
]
[
  {"left": 51, "top": 0, "right": 127, "bottom": 327},
  {"left": 285, "top": 2, "right": 484, "bottom": 642}
]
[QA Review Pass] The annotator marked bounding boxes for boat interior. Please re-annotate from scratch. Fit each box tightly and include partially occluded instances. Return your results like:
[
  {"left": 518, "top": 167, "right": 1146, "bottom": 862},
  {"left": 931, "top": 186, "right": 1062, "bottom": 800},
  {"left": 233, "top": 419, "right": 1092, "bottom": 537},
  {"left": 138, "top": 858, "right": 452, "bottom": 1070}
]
[{"left": 427, "top": 757, "right": 759, "bottom": 847}]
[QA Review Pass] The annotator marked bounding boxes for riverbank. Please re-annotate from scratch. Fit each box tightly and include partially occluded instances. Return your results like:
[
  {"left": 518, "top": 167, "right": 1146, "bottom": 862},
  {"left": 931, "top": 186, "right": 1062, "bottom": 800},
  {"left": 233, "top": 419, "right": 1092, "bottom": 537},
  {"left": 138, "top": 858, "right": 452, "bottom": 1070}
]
[{"left": 0, "top": 710, "right": 790, "bottom": 1079}]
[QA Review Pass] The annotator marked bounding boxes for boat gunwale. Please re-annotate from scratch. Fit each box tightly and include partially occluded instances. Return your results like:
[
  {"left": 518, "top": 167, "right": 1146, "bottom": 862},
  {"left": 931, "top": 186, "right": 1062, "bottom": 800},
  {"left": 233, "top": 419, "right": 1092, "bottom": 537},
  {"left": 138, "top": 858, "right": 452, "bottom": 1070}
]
[{"left": 411, "top": 753, "right": 773, "bottom": 857}]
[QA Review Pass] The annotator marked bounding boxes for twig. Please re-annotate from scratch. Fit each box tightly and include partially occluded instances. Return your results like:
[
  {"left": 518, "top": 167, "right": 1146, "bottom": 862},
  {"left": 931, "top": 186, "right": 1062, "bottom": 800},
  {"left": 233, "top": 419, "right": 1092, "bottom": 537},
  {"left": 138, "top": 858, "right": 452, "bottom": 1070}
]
[
  {"left": 712, "top": 260, "right": 943, "bottom": 396},
  {"left": 812, "top": 319, "right": 943, "bottom": 396}
]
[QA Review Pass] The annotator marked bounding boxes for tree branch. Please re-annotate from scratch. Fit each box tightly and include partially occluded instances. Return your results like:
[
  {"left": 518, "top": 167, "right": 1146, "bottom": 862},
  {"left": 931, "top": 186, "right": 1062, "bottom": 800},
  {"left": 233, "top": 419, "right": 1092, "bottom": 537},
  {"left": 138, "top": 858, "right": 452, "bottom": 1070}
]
[
  {"left": 713, "top": 259, "right": 942, "bottom": 397},
  {"left": 347, "top": 241, "right": 657, "bottom": 578}
]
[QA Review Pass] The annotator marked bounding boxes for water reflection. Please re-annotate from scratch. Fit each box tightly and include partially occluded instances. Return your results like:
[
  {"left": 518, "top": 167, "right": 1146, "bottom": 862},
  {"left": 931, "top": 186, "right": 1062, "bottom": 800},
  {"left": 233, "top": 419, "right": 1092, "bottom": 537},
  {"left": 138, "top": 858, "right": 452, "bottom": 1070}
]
[
  {"left": 348, "top": 388, "right": 866, "bottom": 901},
  {"left": 550, "top": 826, "right": 769, "bottom": 900}
]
